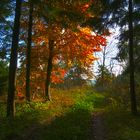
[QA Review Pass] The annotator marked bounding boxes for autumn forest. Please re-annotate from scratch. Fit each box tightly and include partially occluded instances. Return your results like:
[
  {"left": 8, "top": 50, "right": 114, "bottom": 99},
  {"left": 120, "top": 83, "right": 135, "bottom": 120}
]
[{"left": 0, "top": 0, "right": 140, "bottom": 140}]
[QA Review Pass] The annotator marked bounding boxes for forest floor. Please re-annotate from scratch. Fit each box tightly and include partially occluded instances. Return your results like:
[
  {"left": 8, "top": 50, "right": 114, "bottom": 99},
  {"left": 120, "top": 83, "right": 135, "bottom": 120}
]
[{"left": 0, "top": 87, "right": 140, "bottom": 140}]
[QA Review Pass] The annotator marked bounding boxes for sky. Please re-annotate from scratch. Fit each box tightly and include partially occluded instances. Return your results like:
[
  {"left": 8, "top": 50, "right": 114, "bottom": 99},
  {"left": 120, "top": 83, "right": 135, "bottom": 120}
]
[{"left": 93, "top": 27, "right": 124, "bottom": 77}]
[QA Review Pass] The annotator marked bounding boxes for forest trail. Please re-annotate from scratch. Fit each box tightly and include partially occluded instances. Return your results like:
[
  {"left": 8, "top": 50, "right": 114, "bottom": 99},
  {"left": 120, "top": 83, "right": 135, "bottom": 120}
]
[
  {"left": 90, "top": 111, "right": 105, "bottom": 140},
  {"left": 19, "top": 112, "right": 106, "bottom": 140}
]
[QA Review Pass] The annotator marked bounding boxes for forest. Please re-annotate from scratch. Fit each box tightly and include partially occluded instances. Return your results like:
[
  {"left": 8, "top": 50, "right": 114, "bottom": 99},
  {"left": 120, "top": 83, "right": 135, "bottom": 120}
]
[{"left": 0, "top": 0, "right": 140, "bottom": 140}]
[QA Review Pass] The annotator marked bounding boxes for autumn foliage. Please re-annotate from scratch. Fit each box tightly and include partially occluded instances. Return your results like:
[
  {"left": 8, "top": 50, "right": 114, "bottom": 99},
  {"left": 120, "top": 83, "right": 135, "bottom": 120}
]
[{"left": 16, "top": 0, "right": 107, "bottom": 99}]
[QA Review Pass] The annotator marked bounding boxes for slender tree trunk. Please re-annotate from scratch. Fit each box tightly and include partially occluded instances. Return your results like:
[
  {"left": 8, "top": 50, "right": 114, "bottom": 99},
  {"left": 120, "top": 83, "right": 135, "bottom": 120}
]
[
  {"left": 26, "top": 1, "right": 33, "bottom": 101},
  {"left": 7, "top": 0, "right": 22, "bottom": 117},
  {"left": 101, "top": 46, "right": 106, "bottom": 89},
  {"left": 128, "top": 0, "right": 137, "bottom": 115},
  {"left": 45, "top": 39, "right": 54, "bottom": 101}
]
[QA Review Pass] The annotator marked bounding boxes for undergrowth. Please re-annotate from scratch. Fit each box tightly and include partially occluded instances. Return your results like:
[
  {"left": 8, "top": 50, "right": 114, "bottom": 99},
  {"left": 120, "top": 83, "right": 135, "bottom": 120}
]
[
  {"left": 103, "top": 93, "right": 140, "bottom": 140},
  {"left": 103, "top": 108, "right": 140, "bottom": 140},
  {"left": 0, "top": 87, "right": 104, "bottom": 140}
]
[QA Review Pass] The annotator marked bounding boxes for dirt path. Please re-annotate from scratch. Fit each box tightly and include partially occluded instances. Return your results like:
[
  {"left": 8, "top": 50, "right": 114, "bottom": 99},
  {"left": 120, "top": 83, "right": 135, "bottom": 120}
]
[{"left": 90, "top": 112, "right": 105, "bottom": 140}]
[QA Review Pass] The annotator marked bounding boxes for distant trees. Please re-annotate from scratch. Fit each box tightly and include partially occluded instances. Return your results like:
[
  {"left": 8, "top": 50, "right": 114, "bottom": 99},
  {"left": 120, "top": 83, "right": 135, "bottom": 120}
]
[
  {"left": 95, "top": 65, "right": 115, "bottom": 92},
  {"left": 95, "top": 46, "right": 109, "bottom": 90},
  {"left": 0, "top": 61, "right": 8, "bottom": 95}
]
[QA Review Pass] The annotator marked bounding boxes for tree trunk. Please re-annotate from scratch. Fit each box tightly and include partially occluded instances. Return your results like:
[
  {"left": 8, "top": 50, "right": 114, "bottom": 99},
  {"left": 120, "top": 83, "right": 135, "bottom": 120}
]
[
  {"left": 101, "top": 46, "right": 106, "bottom": 88},
  {"left": 45, "top": 39, "right": 54, "bottom": 101},
  {"left": 26, "top": 1, "right": 33, "bottom": 101},
  {"left": 128, "top": 0, "right": 137, "bottom": 115},
  {"left": 7, "top": 0, "right": 22, "bottom": 118}
]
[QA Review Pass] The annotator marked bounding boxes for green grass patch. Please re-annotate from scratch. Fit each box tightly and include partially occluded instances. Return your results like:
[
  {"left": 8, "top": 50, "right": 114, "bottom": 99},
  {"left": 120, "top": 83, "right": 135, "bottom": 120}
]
[{"left": 103, "top": 105, "right": 140, "bottom": 140}]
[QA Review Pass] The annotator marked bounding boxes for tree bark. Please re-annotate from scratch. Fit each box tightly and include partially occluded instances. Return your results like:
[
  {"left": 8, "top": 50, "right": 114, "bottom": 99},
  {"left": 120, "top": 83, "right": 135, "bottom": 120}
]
[
  {"left": 45, "top": 39, "right": 54, "bottom": 101},
  {"left": 128, "top": 0, "right": 137, "bottom": 115},
  {"left": 101, "top": 46, "right": 106, "bottom": 88},
  {"left": 26, "top": 1, "right": 33, "bottom": 101},
  {"left": 7, "top": 0, "right": 22, "bottom": 117}
]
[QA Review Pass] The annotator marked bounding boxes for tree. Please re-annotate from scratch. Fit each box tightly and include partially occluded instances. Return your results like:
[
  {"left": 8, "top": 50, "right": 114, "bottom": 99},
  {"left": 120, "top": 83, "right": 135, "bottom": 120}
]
[
  {"left": 96, "top": 46, "right": 107, "bottom": 89},
  {"left": 30, "top": 0, "right": 105, "bottom": 100},
  {"left": 95, "top": 65, "right": 115, "bottom": 92},
  {"left": 7, "top": 0, "right": 22, "bottom": 117},
  {"left": 45, "top": 38, "right": 54, "bottom": 101},
  {"left": 14, "top": 0, "right": 107, "bottom": 101},
  {"left": 26, "top": 1, "right": 33, "bottom": 101},
  {"left": 17, "top": 21, "right": 106, "bottom": 100},
  {"left": 37, "top": 0, "right": 92, "bottom": 100},
  {"left": 128, "top": 0, "right": 137, "bottom": 115},
  {"left": 97, "top": 0, "right": 139, "bottom": 114}
]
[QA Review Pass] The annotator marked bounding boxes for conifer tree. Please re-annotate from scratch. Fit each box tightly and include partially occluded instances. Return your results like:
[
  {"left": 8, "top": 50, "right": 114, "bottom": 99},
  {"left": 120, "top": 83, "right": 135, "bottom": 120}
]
[{"left": 7, "top": 0, "right": 22, "bottom": 117}]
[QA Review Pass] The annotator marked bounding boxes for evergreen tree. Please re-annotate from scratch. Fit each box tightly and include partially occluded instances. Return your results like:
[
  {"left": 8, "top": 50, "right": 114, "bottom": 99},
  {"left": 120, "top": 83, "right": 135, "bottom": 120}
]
[
  {"left": 0, "top": 0, "right": 13, "bottom": 60},
  {"left": 128, "top": 0, "right": 137, "bottom": 115},
  {"left": 7, "top": 0, "right": 22, "bottom": 118},
  {"left": 98, "top": 0, "right": 139, "bottom": 114}
]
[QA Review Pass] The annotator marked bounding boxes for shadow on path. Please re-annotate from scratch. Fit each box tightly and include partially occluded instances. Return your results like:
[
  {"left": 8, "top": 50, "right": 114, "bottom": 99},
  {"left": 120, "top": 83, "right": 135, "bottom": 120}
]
[{"left": 1, "top": 108, "right": 92, "bottom": 140}]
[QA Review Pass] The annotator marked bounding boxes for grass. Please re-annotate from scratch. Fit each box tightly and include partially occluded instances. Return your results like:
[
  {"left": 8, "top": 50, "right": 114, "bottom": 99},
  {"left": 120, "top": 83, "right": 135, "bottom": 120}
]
[
  {"left": 0, "top": 87, "right": 105, "bottom": 140},
  {"left": 103, "top": 99, "right": 140, "bottom": 140}
]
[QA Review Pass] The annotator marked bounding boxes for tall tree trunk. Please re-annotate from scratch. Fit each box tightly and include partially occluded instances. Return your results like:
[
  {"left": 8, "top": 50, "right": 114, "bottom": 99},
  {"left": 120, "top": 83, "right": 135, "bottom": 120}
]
[
  {"left": 128, "top": 0, "right": 137, "bottom": 115},
  {"left": 7, "top": 0, "right": 22, "bottom": 117},
  {"left": 26, "top": 1, "right": 33, "bottom": 101},
  {"left": 101, "top": 46, "right": 106, "bottom": 88},
  {"left": 45, "top": 39, "right": 54, "bottom": 101}
]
